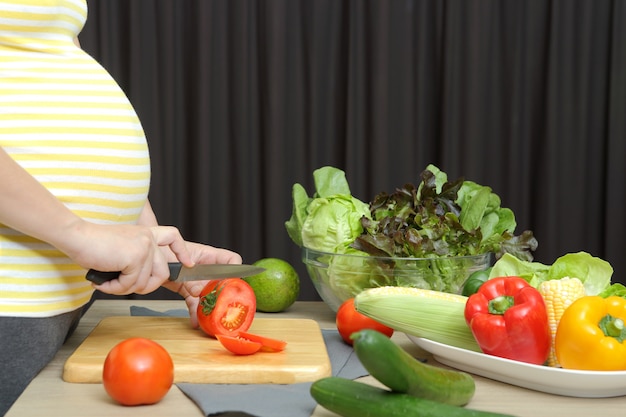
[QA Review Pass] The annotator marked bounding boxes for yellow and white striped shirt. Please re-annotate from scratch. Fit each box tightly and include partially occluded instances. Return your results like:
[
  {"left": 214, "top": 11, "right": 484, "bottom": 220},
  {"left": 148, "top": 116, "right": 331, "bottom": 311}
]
[{"left": 0, "top": 0, "right": 151, "bottom": 316}]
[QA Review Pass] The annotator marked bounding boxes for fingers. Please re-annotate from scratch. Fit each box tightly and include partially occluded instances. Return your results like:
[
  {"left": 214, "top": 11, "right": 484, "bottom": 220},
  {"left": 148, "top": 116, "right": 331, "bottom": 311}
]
[
  {"left": 152, "top": 226, "right": 194, "bottom": 267},
  {"left": 184, "top": 242, "right": 243, "bottom": 265},
  {"left": 94, "top": 270, "right": 166, "bottom": 295},
  {"left": 184, "top": 291, "right": 201, "bottom": 328},
  {"left": 154, "top": 279, "right": 206, "bottom": 328},
  {"left": 93, "top": 225, "right": 190, "bottom": 295}
]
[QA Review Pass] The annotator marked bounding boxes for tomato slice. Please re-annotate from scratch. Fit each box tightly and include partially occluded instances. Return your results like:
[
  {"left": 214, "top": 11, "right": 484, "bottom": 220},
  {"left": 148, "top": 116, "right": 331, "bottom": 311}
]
[
  {"left": 197, "top": 278, "right": 257, "bottom": 337},
  {"left": 216, "top": 335, "right": 262, "bottom": 355},
  {"left": 238, "top": 332, "right": 287, "bottom": 352}
]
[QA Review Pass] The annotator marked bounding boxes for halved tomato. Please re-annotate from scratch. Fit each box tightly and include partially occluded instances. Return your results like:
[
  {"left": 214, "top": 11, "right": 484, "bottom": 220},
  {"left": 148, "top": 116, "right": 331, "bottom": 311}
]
[
  {"left": 238, "top": 332, "right": 287, "bottom": 352},
  {"left": 197, "top": 278, "right": 256, "bottom": 337},
  {"left": 216, "top": 334, "right": 262, "bottom": 355}
]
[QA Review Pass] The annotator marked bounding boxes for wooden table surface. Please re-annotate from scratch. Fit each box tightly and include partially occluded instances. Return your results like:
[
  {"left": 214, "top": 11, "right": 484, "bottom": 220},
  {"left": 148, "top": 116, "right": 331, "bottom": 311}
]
[{"left": 7, "top": 300, "right": 626, "bottom": 417}]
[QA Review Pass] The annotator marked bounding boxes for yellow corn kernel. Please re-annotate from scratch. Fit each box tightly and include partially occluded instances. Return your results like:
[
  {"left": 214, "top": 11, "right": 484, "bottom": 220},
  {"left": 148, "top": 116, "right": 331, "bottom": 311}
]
[{"left": 538, "top": 277, "right": 586, "bottom": 367}]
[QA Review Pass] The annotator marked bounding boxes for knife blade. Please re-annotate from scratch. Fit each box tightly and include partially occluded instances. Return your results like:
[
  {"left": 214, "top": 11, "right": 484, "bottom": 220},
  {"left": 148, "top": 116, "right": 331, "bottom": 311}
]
[{"left": 86, "top": 263, "right": 265, "bottom": 285}]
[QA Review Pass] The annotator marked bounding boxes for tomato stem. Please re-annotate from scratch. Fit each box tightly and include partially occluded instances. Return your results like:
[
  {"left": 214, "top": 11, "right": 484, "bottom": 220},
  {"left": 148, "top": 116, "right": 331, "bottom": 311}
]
[{"left": 200, "top": 287, "right": 223, "bottom": 315}]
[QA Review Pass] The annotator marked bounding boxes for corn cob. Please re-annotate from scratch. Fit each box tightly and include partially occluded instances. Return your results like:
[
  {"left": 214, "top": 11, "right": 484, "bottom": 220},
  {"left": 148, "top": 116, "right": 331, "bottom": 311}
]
[
  {"left": 537, "top": 277, "right": 586, "bottom": 367},
  {"left": 354, "top": 287, "right": 481, "bottom": 352}
]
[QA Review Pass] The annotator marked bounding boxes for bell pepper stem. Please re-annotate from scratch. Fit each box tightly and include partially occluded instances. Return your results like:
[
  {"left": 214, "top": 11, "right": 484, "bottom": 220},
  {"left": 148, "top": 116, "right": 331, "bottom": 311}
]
[
  {"left": 599, "top": 314, "right": 626, "bottom": 342},
  {"left": 488, "top": 295, "right": 515, "bottom": 315}
]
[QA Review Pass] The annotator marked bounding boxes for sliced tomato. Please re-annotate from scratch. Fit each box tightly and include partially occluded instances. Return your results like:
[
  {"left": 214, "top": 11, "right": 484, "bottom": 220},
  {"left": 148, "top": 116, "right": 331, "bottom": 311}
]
[
  {"left": 197, "top": 278, "right": 256, "bottom": 337},
  {"left": 216, "top": 334, "right": 262, "bottom": 355},
  {"left": 238, "top": 332, "right": 287, "bottom": 352}
]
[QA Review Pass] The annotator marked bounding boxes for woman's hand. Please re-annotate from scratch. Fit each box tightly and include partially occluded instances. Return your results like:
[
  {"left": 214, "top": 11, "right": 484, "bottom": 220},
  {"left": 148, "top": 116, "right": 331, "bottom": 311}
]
[{"left": 59, "top": 220, "right": 193, "bottom": 295}]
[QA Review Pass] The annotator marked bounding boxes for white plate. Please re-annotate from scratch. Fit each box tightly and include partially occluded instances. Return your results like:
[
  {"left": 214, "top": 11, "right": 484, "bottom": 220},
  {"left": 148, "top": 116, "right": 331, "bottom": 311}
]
[{"left": 407, "top": 335, "right": 626, "bottom": 398}]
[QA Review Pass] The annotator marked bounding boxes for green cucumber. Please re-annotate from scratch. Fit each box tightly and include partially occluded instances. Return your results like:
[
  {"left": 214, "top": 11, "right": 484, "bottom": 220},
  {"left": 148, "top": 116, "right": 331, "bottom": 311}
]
[
  {"left": 462, "top": 267, "right": 492, "bottom": 296},
  {"left": 351, "top": 329, "right": 475, "bottom": 406},
  {"left": 310, "top": 377, "right": 515, "bottom": 417}
]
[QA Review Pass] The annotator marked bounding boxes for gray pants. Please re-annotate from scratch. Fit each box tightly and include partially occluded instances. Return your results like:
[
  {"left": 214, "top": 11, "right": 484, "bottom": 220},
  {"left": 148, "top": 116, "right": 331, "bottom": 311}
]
[{"left": 0, "top": 308, "right": 83, "bottom": 416}]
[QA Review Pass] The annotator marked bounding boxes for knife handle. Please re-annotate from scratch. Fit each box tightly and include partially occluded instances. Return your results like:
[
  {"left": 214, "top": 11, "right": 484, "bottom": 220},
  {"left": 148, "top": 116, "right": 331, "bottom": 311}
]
[
  {"left": 86, "top": 263, "right": 182, "bottom": 285},
  {"left": 85, "top": 269, "right": 120, "bottom": 285}
]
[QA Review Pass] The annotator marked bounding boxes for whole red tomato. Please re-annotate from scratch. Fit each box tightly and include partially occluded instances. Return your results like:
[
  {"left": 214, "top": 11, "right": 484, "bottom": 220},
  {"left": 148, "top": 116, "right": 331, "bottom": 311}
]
[
  {"left": 336, "top": 298, "right": 394, "bottom": 345},
  {"left": 197, "top": 278, "right": 256, "bottom": 337},
  {"left": 102, "top": 337, "right": 174, "bottom": 406}
]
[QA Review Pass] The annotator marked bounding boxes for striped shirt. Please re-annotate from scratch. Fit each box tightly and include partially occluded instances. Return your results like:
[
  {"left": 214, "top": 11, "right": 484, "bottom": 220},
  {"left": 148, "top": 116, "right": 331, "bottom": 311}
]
[{"left": 0, "top": 0, "right": 150, "bottom": 316}]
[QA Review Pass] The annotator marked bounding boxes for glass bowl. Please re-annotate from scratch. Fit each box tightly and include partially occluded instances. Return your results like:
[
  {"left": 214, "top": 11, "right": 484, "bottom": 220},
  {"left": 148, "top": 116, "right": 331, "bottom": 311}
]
[{"left": 302, "top": 247, "right": 491, "bottom": 312}]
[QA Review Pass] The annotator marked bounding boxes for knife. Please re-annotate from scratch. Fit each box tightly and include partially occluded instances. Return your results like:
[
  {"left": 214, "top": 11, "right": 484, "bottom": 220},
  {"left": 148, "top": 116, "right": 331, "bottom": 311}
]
[{"left": 85, "top": 263, "right": 265, "bottom": 285}]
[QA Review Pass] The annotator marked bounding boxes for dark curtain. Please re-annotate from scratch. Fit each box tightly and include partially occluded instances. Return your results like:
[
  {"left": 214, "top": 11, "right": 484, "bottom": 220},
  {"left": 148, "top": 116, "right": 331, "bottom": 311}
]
[{"left": 80, "top": 0, "right": 626, "bottom": 301}]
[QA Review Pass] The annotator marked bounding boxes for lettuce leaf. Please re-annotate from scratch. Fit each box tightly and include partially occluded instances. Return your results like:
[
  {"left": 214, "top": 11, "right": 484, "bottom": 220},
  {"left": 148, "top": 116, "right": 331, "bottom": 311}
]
[
  {"left": 352, "top": 165, "right": 537, "bottom": 260},
  {"left": 300, "top": 195, "right": 370, "bottom": 253},
  {"left": 490, "top": 253, "right": 550, "bottom": 284},
  {"left": 490, "top": 251, "right": 613, "bottom": 295},
  {"left": 284, "top": 183, "right": 311, "bottom": 247},
  {"left": 599, "top": 283, "right": 626, "bottom": 299},
  {"left": 546, "top": 252, "right": 613, "bottom": 295},
  {"left": 285, "top": 166, "right": 371, "bottom": 253}
]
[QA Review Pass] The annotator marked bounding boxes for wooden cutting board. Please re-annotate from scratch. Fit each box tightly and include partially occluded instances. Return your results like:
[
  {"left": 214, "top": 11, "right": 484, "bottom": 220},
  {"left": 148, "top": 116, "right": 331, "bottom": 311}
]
[{"left": 63, "top": 316, "right": 331, "bottom": 384}]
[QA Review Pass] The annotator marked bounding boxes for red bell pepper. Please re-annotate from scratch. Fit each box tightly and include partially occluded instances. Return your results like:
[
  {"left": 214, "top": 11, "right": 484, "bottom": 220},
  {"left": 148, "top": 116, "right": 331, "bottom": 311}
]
[{"left": 464, "top": 276, "right": 551, "bottom": 365}]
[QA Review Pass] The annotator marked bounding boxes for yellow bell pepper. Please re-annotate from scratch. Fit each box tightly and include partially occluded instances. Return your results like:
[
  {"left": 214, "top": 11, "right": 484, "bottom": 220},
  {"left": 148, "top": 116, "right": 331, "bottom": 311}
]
[{"left": 555, "top": 296, "right": 626, "bottom": 371}]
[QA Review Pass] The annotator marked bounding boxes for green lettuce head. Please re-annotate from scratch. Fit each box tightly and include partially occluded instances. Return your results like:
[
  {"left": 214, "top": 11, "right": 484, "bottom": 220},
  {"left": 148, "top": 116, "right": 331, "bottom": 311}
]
[
  {"left": 285, "top": 166, "right": 371, "bottom": 253},
  {"left": 301, "top": 195, "right": 370, "bottom": 253}
]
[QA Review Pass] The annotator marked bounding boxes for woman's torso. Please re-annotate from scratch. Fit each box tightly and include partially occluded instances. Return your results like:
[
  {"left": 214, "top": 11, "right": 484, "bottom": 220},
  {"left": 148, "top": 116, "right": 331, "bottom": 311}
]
[{"left": 0, "top": 0, "right": 150, "bottom": 316}]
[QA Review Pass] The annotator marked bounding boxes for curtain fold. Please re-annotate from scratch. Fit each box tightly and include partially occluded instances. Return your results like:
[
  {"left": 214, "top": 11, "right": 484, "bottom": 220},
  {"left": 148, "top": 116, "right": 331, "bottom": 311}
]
[
  {"left": 80, "top": 0, "right": 625, "bottom": 300},
  {"left": 605, "top": 0, "right": 626, "bottom": 275}
]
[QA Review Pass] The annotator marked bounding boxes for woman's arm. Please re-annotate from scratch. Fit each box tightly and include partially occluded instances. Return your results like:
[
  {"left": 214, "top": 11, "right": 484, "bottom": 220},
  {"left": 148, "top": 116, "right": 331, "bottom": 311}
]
[
  {"left": 0, "top": 146, "right": 192, "bottom": 294},
  {"left": 0, "top": 146, "right": 83, "bottom": 249},
  {"left": 138, "top": 200, "right": 159, "bottom": 227}
]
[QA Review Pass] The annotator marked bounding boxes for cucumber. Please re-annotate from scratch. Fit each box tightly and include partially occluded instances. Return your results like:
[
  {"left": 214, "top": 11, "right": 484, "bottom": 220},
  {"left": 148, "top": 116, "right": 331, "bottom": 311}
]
[
  {"left": 351, "top": 329, "right": 475, "bottom": 406},
  {"left": 310, "top": 377, "right": 515, "bottom": 417}
]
